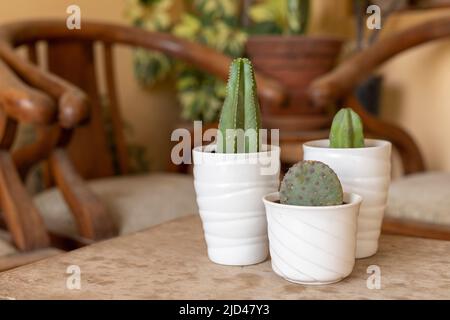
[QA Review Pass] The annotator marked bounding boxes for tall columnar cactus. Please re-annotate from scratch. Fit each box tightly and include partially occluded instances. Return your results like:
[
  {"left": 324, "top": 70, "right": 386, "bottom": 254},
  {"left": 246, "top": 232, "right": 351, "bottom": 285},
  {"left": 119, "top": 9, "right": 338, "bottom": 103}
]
[
  {"left": 280, "top": 160, "right": 343, "bottom": 206},
  {"left": 217, "top": 58, "right": 262, "bottom": 153},
  {"left": 329, "top": 108, "right": 365, "bottom": 148}
]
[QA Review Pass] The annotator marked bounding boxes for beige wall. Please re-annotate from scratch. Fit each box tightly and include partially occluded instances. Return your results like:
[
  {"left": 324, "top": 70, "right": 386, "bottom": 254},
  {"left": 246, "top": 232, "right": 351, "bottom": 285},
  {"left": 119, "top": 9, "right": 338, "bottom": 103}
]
[
  {"left": 1, "top": 1, "right": 450, "bottom": 172},
  {"left": 0, "top": 0, "right": 181, "bottom": 172}
]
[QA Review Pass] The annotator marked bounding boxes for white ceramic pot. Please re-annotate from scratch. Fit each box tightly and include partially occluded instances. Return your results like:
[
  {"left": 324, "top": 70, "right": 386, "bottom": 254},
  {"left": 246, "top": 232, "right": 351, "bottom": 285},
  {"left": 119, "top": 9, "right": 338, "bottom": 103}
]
[
  {"left": 192, "top": 144, "right": 280, "bottom": 266},
  {"left": 303, "top": 139, "right": 391, "bottom": 258},
  {"left": 263, "top": 192, "right": 362, "bottom": 285}
]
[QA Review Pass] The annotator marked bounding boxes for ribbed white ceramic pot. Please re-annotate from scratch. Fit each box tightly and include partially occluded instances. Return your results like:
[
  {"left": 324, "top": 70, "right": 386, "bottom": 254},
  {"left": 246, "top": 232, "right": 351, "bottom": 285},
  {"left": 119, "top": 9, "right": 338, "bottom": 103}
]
[
  {"left": 303, "top": 139, "right": 391, "bottom": 258},
  {"left": 192, "top": 144, "right": 280, "bottom": 266},
  {"left": 263, "top": 192, "right": 362, "bottom": 285}
]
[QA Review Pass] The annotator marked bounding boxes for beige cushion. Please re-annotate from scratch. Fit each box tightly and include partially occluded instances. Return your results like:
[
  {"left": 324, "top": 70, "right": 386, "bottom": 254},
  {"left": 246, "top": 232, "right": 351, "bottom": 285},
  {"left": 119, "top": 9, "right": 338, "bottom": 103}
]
[
  {"left": 34, "top": 173, "right": 199, "bottom": 237},
  {"left": 386, "top": 172, "right": 450, "bottom": 225}
]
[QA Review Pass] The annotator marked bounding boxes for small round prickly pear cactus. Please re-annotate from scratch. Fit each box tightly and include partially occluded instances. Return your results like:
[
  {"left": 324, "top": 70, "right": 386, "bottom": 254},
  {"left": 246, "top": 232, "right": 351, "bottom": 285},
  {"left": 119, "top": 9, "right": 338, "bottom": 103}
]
[{"left": 280, "top": 160, "right": 343, "bottom": 206}]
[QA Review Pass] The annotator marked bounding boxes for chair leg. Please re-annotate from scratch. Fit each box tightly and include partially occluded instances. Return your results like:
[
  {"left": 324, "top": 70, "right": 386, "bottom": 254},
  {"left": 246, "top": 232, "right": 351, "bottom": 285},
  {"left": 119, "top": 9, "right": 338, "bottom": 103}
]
[
  {"left": 49, "top": 148, "right": 117, "bottom": 240},
  {"left": 0, "top": 151, "right": 50, "bottom": 250}
]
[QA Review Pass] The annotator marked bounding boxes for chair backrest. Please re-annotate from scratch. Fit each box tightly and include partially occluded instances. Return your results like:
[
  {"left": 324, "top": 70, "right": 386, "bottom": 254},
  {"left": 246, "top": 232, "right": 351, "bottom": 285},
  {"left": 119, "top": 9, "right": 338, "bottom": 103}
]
[
  {"left": 45, "top": 39, "right": 119, "bottom": 179},
  {"left": 0, "top": 20, "right": 285, "bottom": 181}
]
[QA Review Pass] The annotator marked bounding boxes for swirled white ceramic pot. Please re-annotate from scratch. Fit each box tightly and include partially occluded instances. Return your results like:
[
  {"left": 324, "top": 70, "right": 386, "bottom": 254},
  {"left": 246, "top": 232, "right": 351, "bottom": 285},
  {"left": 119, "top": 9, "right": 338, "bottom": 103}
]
[
  {"left": 263, "top": 192, "right": 362, "bottom": 285},
  {"left": 303, "top": 139, "right": 391, "bottom": 258},
  {"left": 193, "top": 144, "right": 280, "bottom": 266}
]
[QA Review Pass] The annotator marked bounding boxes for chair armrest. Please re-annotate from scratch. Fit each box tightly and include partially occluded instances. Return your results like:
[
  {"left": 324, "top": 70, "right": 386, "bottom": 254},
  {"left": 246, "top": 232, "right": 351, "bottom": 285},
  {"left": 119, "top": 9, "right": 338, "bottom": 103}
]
[
  {"left": 0, "top": 59, "right": 55, "bottom": 125},
  {"left": 99, "top": 22, "right": 285, "bottom": 108},
  {"left": 118, "top": 24, "right": 286, "bottom": 107},
  {"left": 0, "top": 43, "right": 89, "bottom": 128},
  {"left": 309, "top": 17, "right": 450, "bottom": 108},
  {"left": 0, "top": 59, "right": 65, "bottom": 177}
]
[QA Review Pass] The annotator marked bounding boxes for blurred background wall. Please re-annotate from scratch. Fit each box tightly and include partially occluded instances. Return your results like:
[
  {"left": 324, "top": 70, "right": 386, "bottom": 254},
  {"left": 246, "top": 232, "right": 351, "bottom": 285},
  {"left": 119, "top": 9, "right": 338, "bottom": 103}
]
[{"left": 0, "top": 0, "right": 449, "bottom": 172}]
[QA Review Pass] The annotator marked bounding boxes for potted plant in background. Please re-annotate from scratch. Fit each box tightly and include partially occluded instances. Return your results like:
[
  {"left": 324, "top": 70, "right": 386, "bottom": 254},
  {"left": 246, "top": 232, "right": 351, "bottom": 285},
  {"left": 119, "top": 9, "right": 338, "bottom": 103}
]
[
  {"left": 127, "top": 0, "right": 248, "bottom": 123},
  {"left": 263, "top": 160, "right": 362, "bottom": 285},
  {"left": 126, "top": 0, "right": 343, "bottom": 130},
  {"left": 303, "top": 108, "right": 392, "bottom": 258},
  {"left": 246, "top": 0, "right": 343, "bottom": 131},
  {"left": 192, "top": 58, "right": 280, "bottom": 266}
]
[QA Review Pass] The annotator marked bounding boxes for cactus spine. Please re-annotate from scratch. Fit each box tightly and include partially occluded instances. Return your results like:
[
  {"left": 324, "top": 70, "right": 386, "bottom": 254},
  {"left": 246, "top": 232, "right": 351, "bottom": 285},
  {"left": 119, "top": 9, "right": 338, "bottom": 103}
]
[
  {"left": 280, "top": 160, "right": 343, "bottom": 206},
  {"left": 329, "top": 108, "right": 365, "bottom": 148},
  {"left": 217, "top": 58, "right": 262, "bottom": 153}
]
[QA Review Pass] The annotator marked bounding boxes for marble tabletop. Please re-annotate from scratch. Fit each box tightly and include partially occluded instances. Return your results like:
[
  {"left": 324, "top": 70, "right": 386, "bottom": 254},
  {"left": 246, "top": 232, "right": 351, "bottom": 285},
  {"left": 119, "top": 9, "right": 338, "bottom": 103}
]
[{"left": 0, "top": 215, "right": 449, "bottom": 300}]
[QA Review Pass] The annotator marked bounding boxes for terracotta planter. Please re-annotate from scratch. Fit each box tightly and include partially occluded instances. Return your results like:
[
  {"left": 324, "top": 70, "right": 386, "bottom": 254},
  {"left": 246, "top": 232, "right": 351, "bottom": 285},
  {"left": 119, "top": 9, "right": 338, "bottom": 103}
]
[{"left": 246, "top": 35, "right": 343, "bottom": 131}]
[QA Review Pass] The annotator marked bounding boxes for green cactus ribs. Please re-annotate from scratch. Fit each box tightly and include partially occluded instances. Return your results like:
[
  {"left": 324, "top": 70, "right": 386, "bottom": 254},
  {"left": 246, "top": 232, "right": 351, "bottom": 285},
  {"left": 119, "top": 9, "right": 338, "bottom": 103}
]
[
  {"left": 217, "top": 58, "right": 262, "bottom": 153},
  {"left": 329, "top": 108, "right": 365, "bottom": 148},
  {"left": 280, "top": 160, "right": 343, "bottom": 206}
]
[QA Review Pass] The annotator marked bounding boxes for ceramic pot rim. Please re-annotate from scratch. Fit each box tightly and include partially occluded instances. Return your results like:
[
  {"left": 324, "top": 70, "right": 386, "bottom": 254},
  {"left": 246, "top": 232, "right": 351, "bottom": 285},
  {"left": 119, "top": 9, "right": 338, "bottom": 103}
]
[
  {"left": 192, "top": 144, "right": 280, "bottom": 159},
  {"left": 263, "top": 192, "right": 362, "bottom": 211},
  {"left": 303, "top": 139, "right": 391, "bottom": 151}
]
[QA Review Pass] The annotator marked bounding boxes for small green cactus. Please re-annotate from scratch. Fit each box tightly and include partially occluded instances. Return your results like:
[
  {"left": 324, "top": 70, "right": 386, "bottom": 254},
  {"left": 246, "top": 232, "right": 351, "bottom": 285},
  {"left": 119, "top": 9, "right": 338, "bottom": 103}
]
[
  {"left": 329, "top": 108, "right": 365, "bottom": 148},
  {"left": 280, "top": 160, "right": 343, "bottom": 206},
  {"left": 217, "top": 58, "right": 262, "bottom": 153}
]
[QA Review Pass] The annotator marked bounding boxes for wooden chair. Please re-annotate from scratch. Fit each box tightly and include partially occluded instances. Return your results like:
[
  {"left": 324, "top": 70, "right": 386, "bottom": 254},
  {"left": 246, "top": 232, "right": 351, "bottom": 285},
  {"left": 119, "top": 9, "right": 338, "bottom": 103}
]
[
  {"left": 0, "top": 59, "right": 62, "bottom": 271},
  {"left": 0, "top": 20, "right": 284, "bottom": 245},
  {"left": 309, "top": 17, "right": 450, "bottom": 240}
]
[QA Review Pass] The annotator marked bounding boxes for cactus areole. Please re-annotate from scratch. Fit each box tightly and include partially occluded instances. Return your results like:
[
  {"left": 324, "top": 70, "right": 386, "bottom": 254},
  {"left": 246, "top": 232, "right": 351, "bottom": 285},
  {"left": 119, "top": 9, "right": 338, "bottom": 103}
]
[
  {"left": 329, "top": 108, "right": 365, "bottom": 148},
  {"left": 280, "top": 160, "right": 343, "bottom": 206},
  {"left": 217, "top": 58, "right": 262, "bottom": 153}
]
